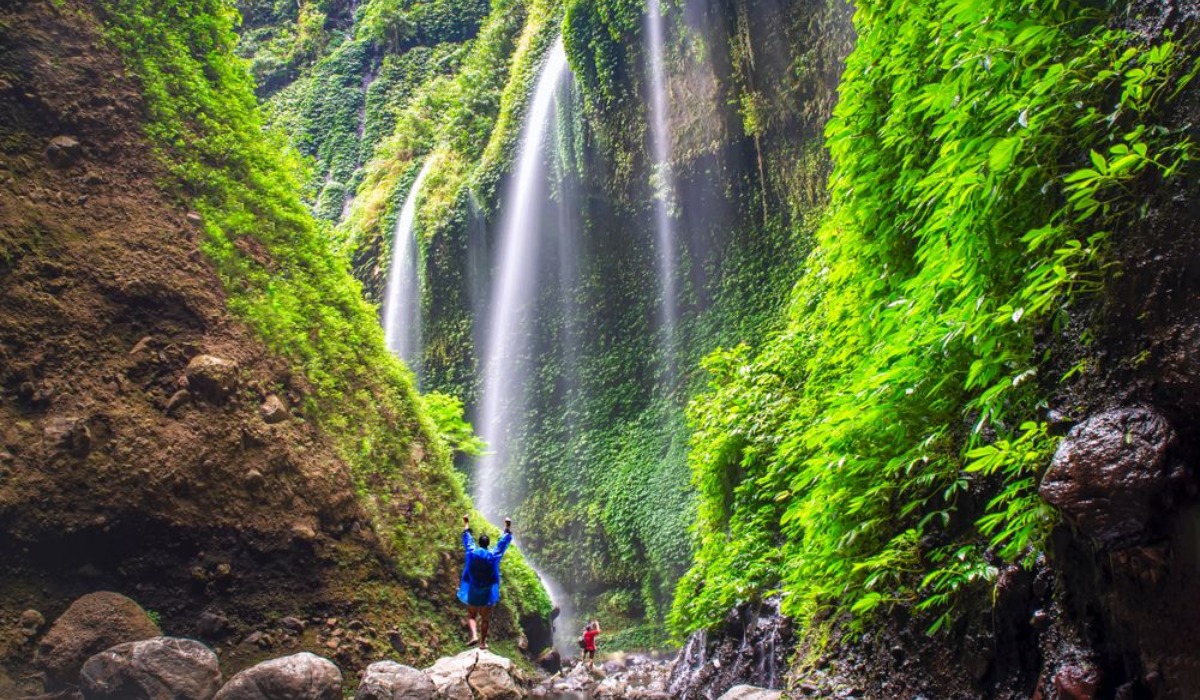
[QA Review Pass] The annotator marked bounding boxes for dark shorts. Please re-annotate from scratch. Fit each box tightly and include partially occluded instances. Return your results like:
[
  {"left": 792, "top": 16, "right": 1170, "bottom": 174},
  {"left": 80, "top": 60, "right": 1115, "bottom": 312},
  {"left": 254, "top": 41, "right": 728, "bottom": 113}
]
[{"left": 465, "top": 586, "right": 493, "bottom": 607}]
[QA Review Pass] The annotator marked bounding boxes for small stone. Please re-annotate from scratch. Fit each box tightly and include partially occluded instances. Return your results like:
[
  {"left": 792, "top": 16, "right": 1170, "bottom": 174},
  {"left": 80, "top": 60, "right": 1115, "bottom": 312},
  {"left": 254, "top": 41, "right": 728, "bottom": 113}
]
[
  {"left": 129, "top": 336, "right": 154, "bottom": 356},
  {"left": 19, "top": 609, "right": 45, "bottom": 631},
  {"left": 325, "top": 618, "right": 338, "bottom": 628},
  {"left": 184, "top": 355, "right": 240, "bottom": 404},
  {"left": 244, "top": 469, "right": 265, "bottom": 491},
  {"left": 45, "top": 136, "right": 82, "bottom": 168},
  {"left": 197, "top": 611, "right": 231, "bottom": 640},
  {"left": 1030, "top": 609, "right": 1051, "bottom": 630},
  {"left": 293, "top": 523, "right": 316, "bottom": 541},
  {"left": 43, "top": 416, "right": 91, "bottom": 458},
  {"left": 166, "top": 389, "right": 191, "bottom": 415},
  {"left": 324, "top": 639, "right": 338, "bottom": 650},
  {"left": 215, "top": 563, "right": 231, "bottom": 577},
  {"left": 185, "top": 212, "right": 203, "bottom": 224},
  {"left": 259, "top": 394, "right": 288, "bottom": 424},
  {"left": 280, "top": 617, "right": 305, "bottom": 634},
  {"left": 387, "top": 630, "right": 405, "bottom": 655}
]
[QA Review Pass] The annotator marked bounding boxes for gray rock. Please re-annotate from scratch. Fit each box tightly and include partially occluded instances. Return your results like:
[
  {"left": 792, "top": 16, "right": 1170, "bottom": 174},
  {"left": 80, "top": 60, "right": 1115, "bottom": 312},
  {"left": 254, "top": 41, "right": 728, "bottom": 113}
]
[
  {"left": 279, "top": 617, "right": 305, "bottom": 635},
  {"left": 259, "top": 395, "right": 288, "bottom": 424},
  {"left": 36, "top": 592, "right": 161, "bottom": 689},
  {"left": 213, "top": 652, "right": 341, "bottom": 700},
  {"left": 1040, "top": 407, "right": 1186, "bottom": 546},
  {"left": 355, "top": 661, "right": 434, "bottom": 700},
  {"left": 185, "top": 355, "right": 240, "bottom": 404},
  {"left": 717, "top": 685, "right": 783, "bottom": 700},
  {"left": 79, "top": 637, "right": 221, "bottom": 700},
  {"left": 426, "top": 650, "right": 518, "bottom": 700},
  {"left": 46, "top": 135, "right": 82, "bottom": 168}
]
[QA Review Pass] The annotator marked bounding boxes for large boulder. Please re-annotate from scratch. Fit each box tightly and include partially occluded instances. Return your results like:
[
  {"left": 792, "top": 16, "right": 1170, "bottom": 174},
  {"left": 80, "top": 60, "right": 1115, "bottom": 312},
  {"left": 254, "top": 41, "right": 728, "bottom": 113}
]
[
  {"left": 213, "top": 653, "right": 341, "bottom": 700},
  {"left": 717, "top": 686, "right": 782, "bottom": 700},
  {"left": 1040, "top": 407, "right": 1187, "bottom": 547},
  {"left": 355, "top": 661, "right": 434, "bottom": 700},
  {"left": 79, "top": 637, "right": 221, "bottom": 700},
  {"left": 35, "top": 592, "right": 161, "bottom": 689},
  {"left": 425, "top": 650, "right": 521, "bottom": 700},
  {"left": 185, "top": 355, "right": 240, "bottom": 404}
]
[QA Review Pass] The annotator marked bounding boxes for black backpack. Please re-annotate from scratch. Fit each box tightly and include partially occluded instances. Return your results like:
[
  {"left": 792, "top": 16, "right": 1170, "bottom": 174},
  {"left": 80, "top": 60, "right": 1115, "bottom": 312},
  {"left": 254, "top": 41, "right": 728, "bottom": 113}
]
[{"left": 467, "top": 555, "right": 497, "bottom": 587}]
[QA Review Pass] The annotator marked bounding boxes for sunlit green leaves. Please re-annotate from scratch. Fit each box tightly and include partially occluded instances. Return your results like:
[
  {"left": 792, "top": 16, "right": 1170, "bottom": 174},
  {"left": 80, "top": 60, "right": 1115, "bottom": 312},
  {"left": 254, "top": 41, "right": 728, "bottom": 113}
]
[{"left": 673, "top": 0, "right": 1197, "bottom": 640}]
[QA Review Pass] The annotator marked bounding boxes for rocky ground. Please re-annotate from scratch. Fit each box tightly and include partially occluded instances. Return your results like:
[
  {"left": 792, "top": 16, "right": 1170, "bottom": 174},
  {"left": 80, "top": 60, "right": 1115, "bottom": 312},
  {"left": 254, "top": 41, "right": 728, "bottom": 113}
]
[{"left": 0, "top": 588, "right": 793, "bottom": 700}]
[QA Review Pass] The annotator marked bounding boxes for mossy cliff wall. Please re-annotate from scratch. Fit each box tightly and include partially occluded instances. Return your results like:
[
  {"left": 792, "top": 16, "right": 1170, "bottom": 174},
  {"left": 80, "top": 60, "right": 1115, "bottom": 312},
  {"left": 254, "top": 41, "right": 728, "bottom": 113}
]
[
  {"left": 282, "top": 0, "right": 855, "bottom": 640},
  {"left": 0, "top": 1, "right": 548, "bottom": 691}
]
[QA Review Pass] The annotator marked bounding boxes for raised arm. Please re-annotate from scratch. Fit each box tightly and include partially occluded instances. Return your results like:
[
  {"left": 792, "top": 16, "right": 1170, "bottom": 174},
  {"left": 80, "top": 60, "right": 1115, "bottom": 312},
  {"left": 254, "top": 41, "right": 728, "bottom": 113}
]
[
  {"left": 462, "top": 515, "right": 475, "bottom": 553},
  {"left": 494, "top": 518, "right": 513, "bottom": 557}
]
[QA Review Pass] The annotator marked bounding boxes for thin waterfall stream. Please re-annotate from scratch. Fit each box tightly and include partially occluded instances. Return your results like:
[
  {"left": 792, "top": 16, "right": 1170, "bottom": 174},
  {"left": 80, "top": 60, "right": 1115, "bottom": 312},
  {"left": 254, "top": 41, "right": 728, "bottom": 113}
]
[
  {"left": 382, "top": 158, "right": 434, "bottom": 375},
  {"left": 473, "top": 36, "right": 577, "bottom": 655},
  {"left": 646, "top": 0, "right": 680, "bottom": 382}
]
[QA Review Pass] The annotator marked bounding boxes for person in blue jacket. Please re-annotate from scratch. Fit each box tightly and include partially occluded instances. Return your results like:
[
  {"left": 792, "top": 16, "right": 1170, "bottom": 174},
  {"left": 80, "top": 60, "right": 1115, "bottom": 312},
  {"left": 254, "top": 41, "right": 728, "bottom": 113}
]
[{"left": 459, "top": 514, "right": 512, "bottom": 649}]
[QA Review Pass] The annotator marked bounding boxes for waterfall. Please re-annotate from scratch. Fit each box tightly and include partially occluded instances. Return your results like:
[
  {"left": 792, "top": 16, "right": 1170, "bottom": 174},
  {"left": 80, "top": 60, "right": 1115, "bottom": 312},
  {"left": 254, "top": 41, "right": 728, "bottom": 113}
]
[
  {"left": 382, "top": 158, "right": 434, "bottom": 376},
  {"left": 646, "top": 0, "right": 679, "bottom": 381},
  {"left": 473, "top": 36, "right": 577, "bottom": 654}
]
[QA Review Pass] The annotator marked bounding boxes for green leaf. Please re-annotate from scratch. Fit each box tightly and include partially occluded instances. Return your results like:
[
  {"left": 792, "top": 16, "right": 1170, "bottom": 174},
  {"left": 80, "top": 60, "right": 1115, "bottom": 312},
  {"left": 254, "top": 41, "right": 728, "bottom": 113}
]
[{"left": 989, "top": 136, "right": 1022, "bottom": 172}]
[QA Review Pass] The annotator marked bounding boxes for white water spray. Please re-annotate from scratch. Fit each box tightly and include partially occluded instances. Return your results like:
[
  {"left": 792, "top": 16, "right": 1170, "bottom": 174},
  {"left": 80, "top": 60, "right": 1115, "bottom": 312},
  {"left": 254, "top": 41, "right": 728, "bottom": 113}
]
[
  {"left": 382, "top": 158, "right": 434, "bottom": 374},
  {"left": 473, "top": 37, "right": 577, "bottom": 654},
  {"left": 475, "top": 39, "right": 568, "bottom": 519},
  {"left": 646, "top": 0, "right": 679, "bottom": 380}
]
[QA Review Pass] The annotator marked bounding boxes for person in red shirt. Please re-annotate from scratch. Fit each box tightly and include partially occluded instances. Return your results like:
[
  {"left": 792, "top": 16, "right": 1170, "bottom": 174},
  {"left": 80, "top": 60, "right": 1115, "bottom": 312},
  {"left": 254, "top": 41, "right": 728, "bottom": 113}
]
[{"left": 582, "top": 620, "right": 601, "bottom": 670}]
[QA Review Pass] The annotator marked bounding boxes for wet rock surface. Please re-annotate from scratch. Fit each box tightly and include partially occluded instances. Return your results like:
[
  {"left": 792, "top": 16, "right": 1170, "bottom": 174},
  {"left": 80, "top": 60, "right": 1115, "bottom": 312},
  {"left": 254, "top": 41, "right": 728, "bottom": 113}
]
[
  {"left": 79, "top": 636, "right": 222, "bottom": 700},
  {"left": 530, "top": 654, "right": 673, "bottom": 699},
  {"left": 1040, "top": 407, "right": 1187, "bottom": 547},
  {"left": 35, "top": 592, "right": 162, "bottom": 689},
  {"left": 668, "top": 596, "right": 791, "bottom": 699}
]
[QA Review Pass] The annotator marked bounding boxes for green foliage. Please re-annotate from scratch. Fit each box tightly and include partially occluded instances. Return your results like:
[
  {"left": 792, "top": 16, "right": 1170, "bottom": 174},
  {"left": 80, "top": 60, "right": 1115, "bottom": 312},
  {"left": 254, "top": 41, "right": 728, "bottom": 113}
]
[
  {"left": 423, "top": 391, "right": 487, "bottom": 456},
  {"left": 562, "top": 0, "right": 640, "bottom": 110},
  {"left": 236, "top": 0, "right": 341, "bottom": 93},
  {"left": 675, "top": 0, "right": 1196, "bottom": 636},
  {"left": 92, "top": 0, "right": 547, "bottom": 633},
  {"left": 361, "top": 0, "right": 492, "bottom": 50}
]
